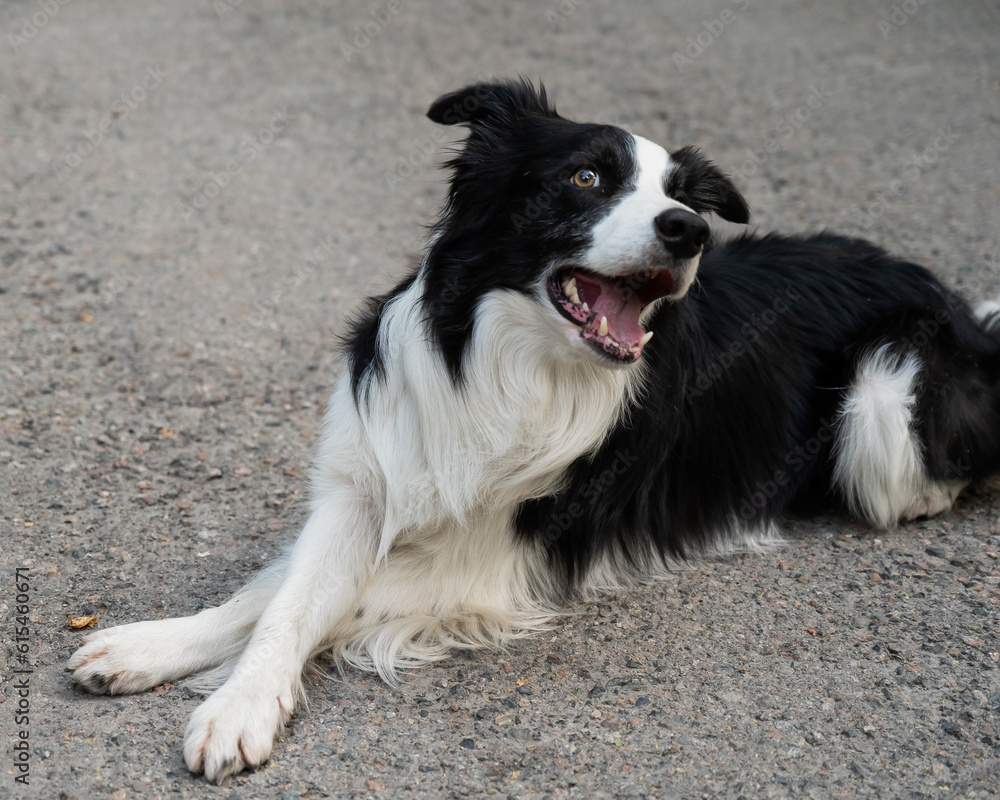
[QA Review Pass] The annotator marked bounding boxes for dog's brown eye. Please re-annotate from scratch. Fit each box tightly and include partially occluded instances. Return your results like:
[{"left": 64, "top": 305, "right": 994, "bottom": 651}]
[{"left": 572, "top": 168, "right": 600, "bottom": 188}]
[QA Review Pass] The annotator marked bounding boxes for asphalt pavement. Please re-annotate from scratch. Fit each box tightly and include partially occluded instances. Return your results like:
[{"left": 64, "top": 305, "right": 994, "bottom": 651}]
[{"left": 1, "top": 1, "right": 998, "bottom": 798}]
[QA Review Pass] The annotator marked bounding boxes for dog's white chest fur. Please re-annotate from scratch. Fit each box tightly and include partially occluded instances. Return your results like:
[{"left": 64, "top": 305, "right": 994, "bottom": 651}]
[{"left": 339, "top": 280, "right": 634, "bottom": 550}]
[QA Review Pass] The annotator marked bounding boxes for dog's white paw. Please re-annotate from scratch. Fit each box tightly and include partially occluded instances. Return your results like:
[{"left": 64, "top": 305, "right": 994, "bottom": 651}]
[
  {"left": 902, "top": 480, "right": 968, "bottom": 522},
  {"left": 68, "top": 623, "right": 171, "bottom": 694},
  {"left": 183, "top": 682, "right": 293, "bottom": 783}
]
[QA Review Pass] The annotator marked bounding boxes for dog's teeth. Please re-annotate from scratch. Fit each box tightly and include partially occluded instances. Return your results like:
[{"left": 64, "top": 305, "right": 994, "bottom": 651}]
[
  {"left": 571, "top": 289, "right": 582, "bottom": 305},
  {"left": 565, "top": 276, "right": 577, "bottom": 294},
  {"left": 582, "top": 302, "right": 590, "bottom": 313},
  {"left": 599, "top": 316, "right": 608, "bottom": 337},
  {"left": 639, "top": 330, "right": 654, "bottom": 346}
]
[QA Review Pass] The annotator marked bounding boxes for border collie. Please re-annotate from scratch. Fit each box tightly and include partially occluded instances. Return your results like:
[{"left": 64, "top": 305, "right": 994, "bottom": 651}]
[{"left": 69, "top": 79, "right": 1000, "bottom": 782}]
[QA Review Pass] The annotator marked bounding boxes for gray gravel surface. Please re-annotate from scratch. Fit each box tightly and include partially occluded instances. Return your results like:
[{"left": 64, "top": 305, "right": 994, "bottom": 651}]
[{"left": 2, "top": 1, "right": 999, "bottom": 798}]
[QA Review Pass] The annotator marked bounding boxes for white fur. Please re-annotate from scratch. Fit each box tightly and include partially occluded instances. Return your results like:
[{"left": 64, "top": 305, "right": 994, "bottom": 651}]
[
  {"left": 901, "top": 480, "right": 968, "bottom": 522},
  {"left": 581, "top": 135, "right": 701, "bottom": 298},
  {"left": 69, "top": 265, "right": 650, "bottom": 782},
  {"left": 974, "top": 297, "right": 1000, "bottom": 330},
  {"left": 833, "top": 345, "right": 924, "bottom": 528},
  {"left": 832, "top": 345, "right": 966, "bottom": 528},
  {"left": 65, "top": 128, "right": 766, "bottom": 783},
  {"left": 66, "top": 111, "right": 986, "bottom": 784},
  {"left": 69, "top": 122, "right": 971, "bottom": 783},
  {"left": 67, "top": 573, "right": 277, "bottom": 694}
]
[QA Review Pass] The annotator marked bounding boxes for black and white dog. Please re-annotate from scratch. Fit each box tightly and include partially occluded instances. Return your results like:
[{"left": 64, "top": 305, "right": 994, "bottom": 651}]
[{"left": 69, "top": 80, "right": 1000, "bottom": 782}]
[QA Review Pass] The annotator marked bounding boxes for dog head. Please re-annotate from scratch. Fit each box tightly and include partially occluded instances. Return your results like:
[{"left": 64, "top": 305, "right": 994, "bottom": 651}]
[{"left": 423, "top": 79, "right": 749, "bottom": 373}]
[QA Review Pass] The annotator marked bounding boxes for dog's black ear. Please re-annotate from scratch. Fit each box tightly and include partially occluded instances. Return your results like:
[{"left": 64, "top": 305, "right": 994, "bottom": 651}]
[
  {"left": 668, "top": 145, "right": 750, "bottom": 224},
  {"left": 427, "top": 78, "right": 557, "bottom": 130}
]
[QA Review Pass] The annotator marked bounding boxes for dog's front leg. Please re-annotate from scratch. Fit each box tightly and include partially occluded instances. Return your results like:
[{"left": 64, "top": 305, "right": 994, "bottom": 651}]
[{"left": 183, "top": 485, "right": 375, "bottom": 783}]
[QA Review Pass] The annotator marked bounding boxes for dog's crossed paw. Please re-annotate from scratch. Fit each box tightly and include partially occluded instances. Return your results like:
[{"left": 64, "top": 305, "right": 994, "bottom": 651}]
[
  {"left": 68, "top": 625, "right": 164, "bottom": 695},
  {"left": 184, "top": 684, "right": 292, "bottom": 783}
]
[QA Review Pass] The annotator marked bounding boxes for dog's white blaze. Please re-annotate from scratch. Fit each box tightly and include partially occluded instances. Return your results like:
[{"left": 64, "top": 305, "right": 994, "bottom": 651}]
[{"left": 581, "top": 134, "right": 693, "bottom": 283}]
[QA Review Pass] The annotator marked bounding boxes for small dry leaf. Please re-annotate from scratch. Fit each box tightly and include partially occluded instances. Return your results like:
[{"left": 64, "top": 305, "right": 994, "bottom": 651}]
[{"left": 67, "top": 615, "right": 97, "bottom": 629}]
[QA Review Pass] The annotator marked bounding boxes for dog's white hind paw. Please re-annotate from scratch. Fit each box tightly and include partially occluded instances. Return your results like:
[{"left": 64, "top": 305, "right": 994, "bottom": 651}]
[
  {"left": 902, "top": 480, "right": 968, "bottom": 522},
  {"left": 183, "top": 682, "right": 293, "bottom": 783},
  {"left": 68, "top": 624, "right": 172, "bottom": 694}
]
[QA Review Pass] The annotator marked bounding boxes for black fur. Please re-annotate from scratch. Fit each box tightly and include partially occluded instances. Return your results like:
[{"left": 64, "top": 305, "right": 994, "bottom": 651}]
[
  {"left": 423, "top": 81, "right": 641, "bottom": 379},
  {"left": 516, "top": 233, "right": 1000, "bottom": 586},
  {"left": 345, "top": 273, "right": 417, "bottom": 402},
  {"left": 353, "top": 79, "right": 1000, "bottom": 589},
  {"left": 357, "top": 79, "right": 755, "bottom": 383},
  {"left": 667, "top": 145, "right": 751, "bottom": 224}
]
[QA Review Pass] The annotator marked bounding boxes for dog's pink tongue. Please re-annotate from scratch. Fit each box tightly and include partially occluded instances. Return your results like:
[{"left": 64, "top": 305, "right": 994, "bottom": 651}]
[{"left": 589, "top": 287, "right": 646, "bottom": 345}]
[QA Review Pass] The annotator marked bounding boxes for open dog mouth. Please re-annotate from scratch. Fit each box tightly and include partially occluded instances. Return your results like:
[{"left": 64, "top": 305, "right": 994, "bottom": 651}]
[{"left": 547, "top": 267, "right": 675, "bottom": 362}]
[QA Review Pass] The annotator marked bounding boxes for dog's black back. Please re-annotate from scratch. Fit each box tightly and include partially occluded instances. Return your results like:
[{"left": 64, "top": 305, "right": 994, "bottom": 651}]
[{"left": 517, "top": 233, "right": 1000, "bottom": 584}]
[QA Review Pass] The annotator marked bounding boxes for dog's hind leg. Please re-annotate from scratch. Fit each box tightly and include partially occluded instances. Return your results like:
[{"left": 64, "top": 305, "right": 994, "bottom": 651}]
[
  {"left": 833, "top": 300, "right": 1000, "bottom": 528},
  {"left": 831, "top": 344, "right": 940, "bottom": 528},
  {"left": 68, "top": 561, "right": 283, "bottom": 695}
]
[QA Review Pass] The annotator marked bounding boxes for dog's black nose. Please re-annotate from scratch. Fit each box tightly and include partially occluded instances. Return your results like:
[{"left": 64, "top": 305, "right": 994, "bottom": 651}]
[{"left": 654, "top": 209, "right": 710, "bottom": 260}]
